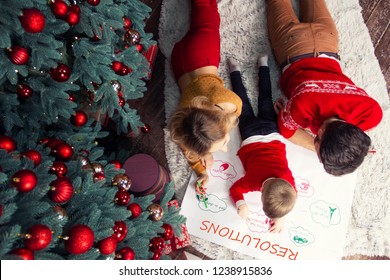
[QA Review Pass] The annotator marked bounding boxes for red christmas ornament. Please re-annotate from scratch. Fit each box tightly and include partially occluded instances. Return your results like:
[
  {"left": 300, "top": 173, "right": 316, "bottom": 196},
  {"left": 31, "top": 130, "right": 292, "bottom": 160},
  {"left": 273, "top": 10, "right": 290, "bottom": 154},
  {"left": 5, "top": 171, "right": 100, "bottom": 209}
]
[
  {"left": 0, "top": 205, "right": 3, "bottom": 217},
  {"left": 112, "top": 221, "right": 128, "bottom": 242},
  {"left": 0, "top": 135, "right": 16, "bottom": 152},
  {"left": 50, "top": 63, "right": 71, "bottom": 82},
  {"left": 119, "top": 65, "right": 129, "bottom": 76},
  {"left": 11, "top": 170, "right": 38, "bottom": 193},
  {"left": 68, "top": 94, "right": 76, "bottom": 102},
  {"left": 24, "top": 224, "right": 52, "bottom": 251},
  {"left": 152, "top": 252, "right": 162, "bottom": 260},
  {"left": 127, "top": 203, "right": 142, "bottom": 219},
  {"left": 149, "top": 237, "right": 165, "bottom": 253},
  {"left": 19, "top": 8, "right": 46, "bottom": 33},
  {"left": 87, "top": 0, "right": 100, "bottom": 6},
  {"left": 93, "top": 172, "right": 105, "bottom": 182},
  {"left": 64, "top": 225, "right": 95, "bottom": 255},
  {"left": 118, "top": 95, "right": 126, "bottom": 107},
  {"left": 123, "top": 17, "right": 132, "bottom": 29},
  {"left": 66, "top": 11, "right": 80, "bottom": 26},
  {"left": 45, "top": 138, "right": 63, "bottom": 149},
  {"left": 141, "top": 123, "right": 151, "bottom": 133},
  {"left": 17, "top": 84, "right": 33, "bottom": 99},
  {"left": 21, "top": 150, "right": 42, "bottom": 166},
  {"left": 115, "top": 247, "right": 135, "bottom": 260},
  {"left": 10, "top": 248, "right": 34, "bottom": 260},
  {"left": 161, "top": 224, "right": 174, "bottom": 241},
  {"left": 51, "top": 0, "right": 69, "bottom": 18},
  {"left": 70, "top": 110, "right": 88, "bottom": 126},
  {"left": 136, "top": 44, "right": 143, "bottom": 52},
  {"left": 7, "top": 46, "right": 29, "bottom": 65},
  {"left": 69, "top": 4, "right": 81, "bottom": 14},
  {"left": 51, "top": 142, "right": 74, "bottom": 161},
  {"left": 48, "top": 177, "right": 74, "bottom": 203},
  {"left": 50, "top": 161, "right": 68, "bottom": 177},
  {"left": 114, "top": 190, "right": 130, "bottom": 206},
  {"left": 111, "top": 61, "right": 123, "bottom": 73},
  {"left": 98, "top": 236, "right": 117, "bottom": 255},
  {"left": 109, "top": 160, "right": 122, "bottom": 170}
]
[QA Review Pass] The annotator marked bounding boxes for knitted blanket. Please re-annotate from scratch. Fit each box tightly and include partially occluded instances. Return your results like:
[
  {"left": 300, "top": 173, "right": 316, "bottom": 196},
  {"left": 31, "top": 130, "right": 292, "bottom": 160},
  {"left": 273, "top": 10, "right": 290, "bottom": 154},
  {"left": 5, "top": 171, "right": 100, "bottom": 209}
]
[{"left": 159, "top": 0, "right": 390, "bottom": 259}]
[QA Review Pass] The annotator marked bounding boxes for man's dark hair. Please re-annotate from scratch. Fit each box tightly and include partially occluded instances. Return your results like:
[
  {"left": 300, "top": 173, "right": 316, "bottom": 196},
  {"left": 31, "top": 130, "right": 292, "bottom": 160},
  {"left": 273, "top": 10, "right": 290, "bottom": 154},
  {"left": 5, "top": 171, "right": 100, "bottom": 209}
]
[{"left": 319, "top": 121, "right": 371, "bottom": 176}]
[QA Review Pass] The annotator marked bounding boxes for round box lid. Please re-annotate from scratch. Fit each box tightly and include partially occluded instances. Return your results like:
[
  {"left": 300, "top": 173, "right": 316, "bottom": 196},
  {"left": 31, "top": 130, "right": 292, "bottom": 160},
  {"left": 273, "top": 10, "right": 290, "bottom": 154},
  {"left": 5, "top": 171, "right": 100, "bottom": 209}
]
[{"left": 123, "top": 154, "right": 160, "bottom": 193}]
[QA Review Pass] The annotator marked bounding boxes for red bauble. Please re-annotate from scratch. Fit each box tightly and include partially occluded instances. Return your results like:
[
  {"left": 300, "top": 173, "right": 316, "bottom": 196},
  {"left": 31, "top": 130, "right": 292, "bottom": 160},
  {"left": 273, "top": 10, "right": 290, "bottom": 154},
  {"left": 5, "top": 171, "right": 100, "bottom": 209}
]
[
  {"left": 127, "top": 203, "right": 142, "bottom": 219},
  {"left": 11, "top": 170, "right": 38, "bottom": 193},
  {"left": 152, "top": 252, "right": 162, "bottom": 260},
  {"left": 48, "top": 177, "right": 74, "bottom": 203},
  {"left": 109, "top": 160, "right": 122, "bottom": 170},
  {"left": 50, "top": 161, "right": 68, "bottom": 177},
  {"left": 24, "top": 224, "right": 52, "bottom": 251},
  {"left": 10, "top": 248, "right": 34, "bottom": 260},
  {"left": 114, "top": 190, "right": 130, "bottom": 206},
  {"left": 45, "top": 138, "right": 63, "bottom": 149},
  {"left": 0, "top": 205, "right": 3, "bottom": 217},
  {"left": 123, "top": 17, "right": 132, "bottom": 29},
  {"left": 93, "top": 172, "right": 105, "bottom": 182},
  {"left": 50, "top": 63, "right": 71, "bottom": 82},
  {"left": 51, "top": 142, "right": 74, "bottom": 161},
  {"left": 19, "top": 8, "right": 46, "bottom": 33},
  {"left": 69, "top": 4, "right": 81, "bottom": 14},
  {"left": 118, "top": 95, "right": 126, "bottom": 107},
  {"left": 111, "top": 61, "right": 122, "bottom": 73},
  {"left": 17, "top": 84, "right": 33, "bottom": 99},
  {"left": 141, "top": 123, "right": 151, "bottom": 133},
  {"left": 7, "top": 46, "right": 29, "bottom": 65},
  {"left": 115, "top": 247, "right": 135, "bottom": 260},
  {"left": 64, "top": 225, "right": 95, "bottom": 255},
  {"left": 67, "top": 11, "right": 80, "bottom": 26},
  {"left": 112, "top": 221, "right": 128, "bottom": 242},
  {"left": 98, "top": 236, "right": 117, "bottom": 255},
  {"left": 51, "top": 0, "right": 68, "bottom": 18},
  {"left": 87, "top": 0, "right": 100, "bottom": 6},
  {"left": 119, "top": 65, "right": 129, "bottom": 76},
  {"left": 70, "top": 110, "right": 88, "bottom": 126},
  {"left": 149, "top": 237, "right": 165, "bottom": 253},
  {"left": 161, "top": 224, "right": 174, "bottom": 241},
  {"left": 0, "top": 135, "right": 16, "bottom": 152},
  {"left": 21, "top": 150, "right": 42, "bottom": 166},
  {"left": 136, "top": 44, "right": 143, "bottom": 52}
]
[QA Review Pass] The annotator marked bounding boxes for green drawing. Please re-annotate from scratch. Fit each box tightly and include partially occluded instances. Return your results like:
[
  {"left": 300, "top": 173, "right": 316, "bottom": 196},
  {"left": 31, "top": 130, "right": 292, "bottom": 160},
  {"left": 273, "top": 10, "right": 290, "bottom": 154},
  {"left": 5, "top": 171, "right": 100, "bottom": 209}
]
[
  {"left": 329, "top": 206, "right": 337, "bottom": 223},
  {"left": 293, "top": 235, "right": 308, "bottom": 244}
]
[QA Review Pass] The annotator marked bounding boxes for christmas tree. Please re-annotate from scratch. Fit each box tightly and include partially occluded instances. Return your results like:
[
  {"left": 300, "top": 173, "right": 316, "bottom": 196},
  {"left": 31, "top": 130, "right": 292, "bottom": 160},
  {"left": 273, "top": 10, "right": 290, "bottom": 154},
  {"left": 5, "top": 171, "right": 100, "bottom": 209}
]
[{"left": 0, "top": 0, "right": 185, "bottom": 260}]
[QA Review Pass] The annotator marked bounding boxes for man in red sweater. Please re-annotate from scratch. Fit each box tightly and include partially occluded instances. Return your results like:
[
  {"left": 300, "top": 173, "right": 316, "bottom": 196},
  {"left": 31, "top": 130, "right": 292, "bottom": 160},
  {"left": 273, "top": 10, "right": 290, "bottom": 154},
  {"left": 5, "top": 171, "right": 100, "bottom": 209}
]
[{"left": 267, "top": 0, "right": 383, "bottom": 175}]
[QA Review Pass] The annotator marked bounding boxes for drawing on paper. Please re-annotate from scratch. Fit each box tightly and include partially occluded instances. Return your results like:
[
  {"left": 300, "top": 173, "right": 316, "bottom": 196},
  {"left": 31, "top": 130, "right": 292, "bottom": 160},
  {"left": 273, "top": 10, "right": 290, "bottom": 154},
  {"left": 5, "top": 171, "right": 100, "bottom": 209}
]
[
  {"left": 310, "top": 200, "right": 341, "bottom": 227},
  {"left": 289, "top": 226, "right": 315, "bottom": 247}
]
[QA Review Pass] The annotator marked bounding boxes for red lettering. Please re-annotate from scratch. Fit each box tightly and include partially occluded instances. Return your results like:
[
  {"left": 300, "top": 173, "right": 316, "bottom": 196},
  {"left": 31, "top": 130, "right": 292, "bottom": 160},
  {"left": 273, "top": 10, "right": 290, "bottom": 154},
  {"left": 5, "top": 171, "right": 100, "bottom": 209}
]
[
  {"left": 218, "top": 227, "right": 230, "bottom": 237},
  {"left": 208, "top": 222, "right": 219, "bottom": 234},
  {"left": 269, "top": 244, "right": 278, "bottom": 254},
  {"left": 259, "top": 241, "right": 271, "bottom": 251},
  {"left": 200, "top": 220, "right": 210, "bottom": 231},
  {"left": 276, "top": 247, "right": 288, "bottom": 257},
  {"left": 288, "top": 250, "right": 299, "bottom": 260}
]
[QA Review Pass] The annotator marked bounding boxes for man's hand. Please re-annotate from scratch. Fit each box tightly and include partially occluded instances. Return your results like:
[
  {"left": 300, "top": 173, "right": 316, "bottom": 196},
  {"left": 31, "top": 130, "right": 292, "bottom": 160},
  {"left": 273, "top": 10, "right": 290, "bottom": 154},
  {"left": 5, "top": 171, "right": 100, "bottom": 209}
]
[
  {"left": 237, "top": 204, "right": 249, "bottom": 219},
  {"left": 195, "top": 172, "right": 209, "bottom": 195},
  {"left": 269, "top": 217, "right": 285, "bottom": 233}
]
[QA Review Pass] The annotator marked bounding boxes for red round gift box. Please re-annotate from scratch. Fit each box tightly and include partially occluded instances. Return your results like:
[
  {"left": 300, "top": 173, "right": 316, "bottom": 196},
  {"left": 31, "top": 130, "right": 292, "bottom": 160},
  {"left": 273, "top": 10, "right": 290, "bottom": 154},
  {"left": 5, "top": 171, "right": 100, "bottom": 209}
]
[{"left": 123, "top": 154, "right": 171, "bottom": 202}]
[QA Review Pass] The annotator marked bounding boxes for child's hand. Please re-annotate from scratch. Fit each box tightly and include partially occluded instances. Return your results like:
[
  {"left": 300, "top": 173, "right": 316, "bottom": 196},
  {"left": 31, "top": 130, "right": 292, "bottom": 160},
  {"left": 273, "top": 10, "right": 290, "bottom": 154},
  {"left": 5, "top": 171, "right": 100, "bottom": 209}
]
[
  {"left": 274, "top": 98, "right": 285, "bottom": 115},
  {"left": 268, "top": 217, "right": 285, "bottom": 233},
  {"left": 237, "top": 204, "right": 249, "bottom": 219},
  {"left": 195, "top": 172, "right": 208, "bottom": 195}
]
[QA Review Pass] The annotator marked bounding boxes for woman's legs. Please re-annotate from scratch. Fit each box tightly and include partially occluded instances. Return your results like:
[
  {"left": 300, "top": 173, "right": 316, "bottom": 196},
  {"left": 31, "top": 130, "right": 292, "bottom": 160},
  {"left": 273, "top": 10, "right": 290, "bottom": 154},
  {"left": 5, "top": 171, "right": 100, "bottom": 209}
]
[{"left": 171, "top": 0, "right": 221, "bottom": 80}]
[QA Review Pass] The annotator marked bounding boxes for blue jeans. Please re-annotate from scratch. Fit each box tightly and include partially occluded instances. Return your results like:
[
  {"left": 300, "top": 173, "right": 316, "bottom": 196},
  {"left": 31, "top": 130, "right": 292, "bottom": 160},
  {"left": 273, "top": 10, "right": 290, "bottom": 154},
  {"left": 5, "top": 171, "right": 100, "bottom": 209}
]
[{"left": 229, "top": 66, "right": 278, "bottom": 141}]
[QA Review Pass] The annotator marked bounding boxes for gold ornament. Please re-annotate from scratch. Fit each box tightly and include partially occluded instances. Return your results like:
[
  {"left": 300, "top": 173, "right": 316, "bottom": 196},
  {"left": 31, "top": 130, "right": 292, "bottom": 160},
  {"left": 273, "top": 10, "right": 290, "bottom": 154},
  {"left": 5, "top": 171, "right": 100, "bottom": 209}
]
[
  {"left": 91, "top": 162, "right": 104, "bottom": 174},
  {"left": 111, "top": 173, "right": 131, "bottom": 191},
  {"left": 124, "top": 29, "right": 140, "bottom": 45},
  {"left": 147, "top": 203, "right": 164, "bottom": 221}
]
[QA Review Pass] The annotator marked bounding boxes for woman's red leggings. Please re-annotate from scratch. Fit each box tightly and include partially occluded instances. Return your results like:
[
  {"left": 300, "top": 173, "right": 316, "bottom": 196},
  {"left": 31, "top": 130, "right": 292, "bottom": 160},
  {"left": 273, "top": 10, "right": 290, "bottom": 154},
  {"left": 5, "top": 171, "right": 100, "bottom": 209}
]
[{"left": 171, "top": 0, "right": 221, "bottom": 80}]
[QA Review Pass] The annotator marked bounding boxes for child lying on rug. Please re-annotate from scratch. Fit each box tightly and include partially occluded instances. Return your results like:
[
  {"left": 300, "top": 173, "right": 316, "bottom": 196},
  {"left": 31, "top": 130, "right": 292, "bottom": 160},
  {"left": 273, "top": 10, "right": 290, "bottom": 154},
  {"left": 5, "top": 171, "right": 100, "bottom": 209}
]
[
  {"left": 168, "top": 0, "right": 242, "bottom": 194},
  {"left": 228, "top": 55, "right": 297, "bottom": 233}
]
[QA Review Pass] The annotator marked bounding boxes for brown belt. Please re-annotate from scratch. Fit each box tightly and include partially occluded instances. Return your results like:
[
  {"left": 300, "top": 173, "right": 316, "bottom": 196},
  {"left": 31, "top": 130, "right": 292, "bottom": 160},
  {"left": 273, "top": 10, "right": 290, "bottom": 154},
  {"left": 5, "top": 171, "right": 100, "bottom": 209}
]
[{"left": 280, "top": 52, "right": 340, "bottom": 69}]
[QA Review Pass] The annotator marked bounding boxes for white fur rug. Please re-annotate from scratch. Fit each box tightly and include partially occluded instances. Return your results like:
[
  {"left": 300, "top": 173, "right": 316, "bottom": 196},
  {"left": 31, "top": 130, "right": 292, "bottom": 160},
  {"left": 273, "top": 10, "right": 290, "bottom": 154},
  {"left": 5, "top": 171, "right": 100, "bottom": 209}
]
[{"left": 159, "top": 0, "right": 390, "bottom": 259}]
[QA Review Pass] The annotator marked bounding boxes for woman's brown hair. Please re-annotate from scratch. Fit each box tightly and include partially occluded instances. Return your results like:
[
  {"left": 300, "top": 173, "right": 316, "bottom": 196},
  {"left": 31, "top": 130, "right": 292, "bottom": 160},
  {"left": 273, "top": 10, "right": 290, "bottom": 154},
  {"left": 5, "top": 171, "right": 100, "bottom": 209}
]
[{"left": 168, "top": 96, "right": 237, "bottom": 162}]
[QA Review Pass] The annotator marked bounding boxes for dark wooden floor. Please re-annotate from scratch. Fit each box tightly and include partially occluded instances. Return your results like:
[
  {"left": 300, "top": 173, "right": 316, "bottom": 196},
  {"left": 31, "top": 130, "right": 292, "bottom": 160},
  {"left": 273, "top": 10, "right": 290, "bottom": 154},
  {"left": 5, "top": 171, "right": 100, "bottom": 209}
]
[{"left": 125, "top": 0, "right": 389, "bottom": 260}]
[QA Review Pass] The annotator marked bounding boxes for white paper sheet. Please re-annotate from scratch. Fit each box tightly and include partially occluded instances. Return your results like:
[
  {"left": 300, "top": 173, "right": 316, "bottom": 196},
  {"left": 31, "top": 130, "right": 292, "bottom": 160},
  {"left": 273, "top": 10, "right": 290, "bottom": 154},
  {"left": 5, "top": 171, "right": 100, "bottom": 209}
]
[{"left": 181, "top": 127, "right": 357, "bottom": 260}]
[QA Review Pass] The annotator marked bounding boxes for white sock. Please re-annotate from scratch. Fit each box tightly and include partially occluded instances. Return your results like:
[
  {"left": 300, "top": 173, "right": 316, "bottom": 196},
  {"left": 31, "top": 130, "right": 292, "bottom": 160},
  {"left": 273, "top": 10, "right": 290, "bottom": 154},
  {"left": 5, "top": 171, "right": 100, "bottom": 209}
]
[
  {"left": 258, "top": 53, "right": 269, "bottom": 66},
  {"left": 228, "top": 57, "right": 241, "bottom": 73}
]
